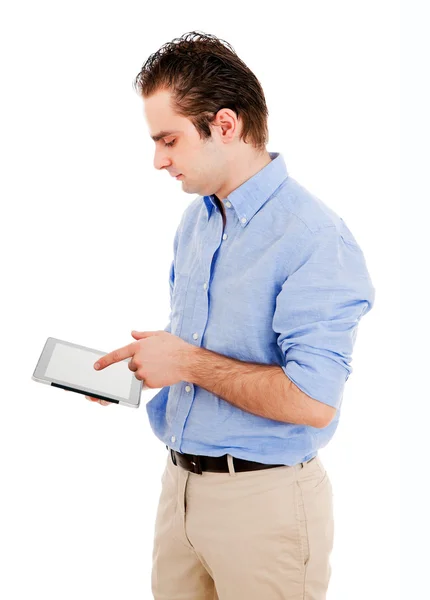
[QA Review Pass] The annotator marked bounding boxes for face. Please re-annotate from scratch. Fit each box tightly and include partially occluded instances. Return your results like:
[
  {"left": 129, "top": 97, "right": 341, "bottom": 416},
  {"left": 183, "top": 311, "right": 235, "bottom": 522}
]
[{"left": 143, "top": 89, "right": 235, "bottom": 198}]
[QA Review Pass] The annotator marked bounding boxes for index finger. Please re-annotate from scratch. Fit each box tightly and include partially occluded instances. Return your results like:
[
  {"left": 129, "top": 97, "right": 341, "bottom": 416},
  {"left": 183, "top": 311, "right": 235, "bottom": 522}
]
[{"left": 94, "top": 342, "right": 136, "bottom": 371}]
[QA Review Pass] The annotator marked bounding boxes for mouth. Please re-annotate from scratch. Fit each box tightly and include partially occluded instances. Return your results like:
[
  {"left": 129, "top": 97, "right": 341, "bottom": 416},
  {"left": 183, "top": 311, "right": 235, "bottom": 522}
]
[{"left": 176, "top": 174, "right": 183, "bottom": 180}]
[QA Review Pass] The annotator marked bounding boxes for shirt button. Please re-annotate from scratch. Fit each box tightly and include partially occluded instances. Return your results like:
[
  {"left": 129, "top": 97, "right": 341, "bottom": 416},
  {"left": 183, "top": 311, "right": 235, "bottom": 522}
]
[
  {"left": 171, "top": 435, "right": 176, "bottom": 443},
  {"left": 192, "top": 332, "right": 199, "bottom": 340},
  {"left": 225, "top": 201, "right": 232, "bottom": 208},
  {"left": 185, "top": 385, "right": 191, "bottom": 392},
  {"left": 203, "top": 282, "right": 208, "bottom": 290},
  {"left": 222, "top": 233, "right": 228, "bottom": 240},
  {"left": 241, "top": 217, "right": 247, "bottom": 224}
]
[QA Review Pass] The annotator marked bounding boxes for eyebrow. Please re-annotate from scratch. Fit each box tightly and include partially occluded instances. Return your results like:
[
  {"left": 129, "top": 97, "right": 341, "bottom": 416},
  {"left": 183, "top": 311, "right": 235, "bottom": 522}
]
[{"left": 151, "top": 130, "right": 180, "bottom": 142}]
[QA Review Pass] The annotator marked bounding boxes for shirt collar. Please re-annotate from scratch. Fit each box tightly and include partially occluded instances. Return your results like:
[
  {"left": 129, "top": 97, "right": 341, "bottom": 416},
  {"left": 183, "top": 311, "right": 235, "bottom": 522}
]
[{"left": 202, "top": 152, "right": 288, "bottom": 227}]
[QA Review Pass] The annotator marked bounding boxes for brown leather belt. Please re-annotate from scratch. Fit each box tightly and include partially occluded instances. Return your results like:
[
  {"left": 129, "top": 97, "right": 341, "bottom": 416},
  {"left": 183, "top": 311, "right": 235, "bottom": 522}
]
[{"left": 167, "top": 446, "right": 290, "bottom": 475}]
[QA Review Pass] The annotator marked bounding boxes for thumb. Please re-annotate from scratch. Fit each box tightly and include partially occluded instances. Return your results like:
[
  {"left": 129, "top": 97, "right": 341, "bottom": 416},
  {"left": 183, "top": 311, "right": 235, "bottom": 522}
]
[{"left": 131, "top": 330, "right": 157, "bottom": 340}]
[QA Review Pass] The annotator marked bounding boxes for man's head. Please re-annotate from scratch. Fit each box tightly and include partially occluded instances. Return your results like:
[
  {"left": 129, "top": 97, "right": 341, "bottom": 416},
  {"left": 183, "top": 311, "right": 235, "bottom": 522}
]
[{"left": 133, "top": 31, "right": 271, "bottom": 200}]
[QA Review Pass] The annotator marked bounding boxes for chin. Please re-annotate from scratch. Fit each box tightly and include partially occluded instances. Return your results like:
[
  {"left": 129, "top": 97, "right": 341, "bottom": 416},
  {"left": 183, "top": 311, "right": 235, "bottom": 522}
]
[{"left": 182, "top": 182, "right": 197, "bottom": 194}]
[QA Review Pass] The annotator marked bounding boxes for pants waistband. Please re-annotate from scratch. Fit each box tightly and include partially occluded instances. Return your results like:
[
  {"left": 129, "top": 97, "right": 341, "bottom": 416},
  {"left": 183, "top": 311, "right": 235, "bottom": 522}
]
[{"left": 166, "top": 446, "right": 316, "bottom": 475}]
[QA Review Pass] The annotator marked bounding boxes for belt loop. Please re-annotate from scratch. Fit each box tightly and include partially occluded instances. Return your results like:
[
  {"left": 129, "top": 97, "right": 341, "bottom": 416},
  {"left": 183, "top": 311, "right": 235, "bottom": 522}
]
[
  {"left": 170, "top": 448, "right": 177, "bottom": 466},
  {"left": 227, "top": 454, "right": 237, "bottom": 477},
  {"left": 190, "top": 455, "right": 202, "bottom": 475}
]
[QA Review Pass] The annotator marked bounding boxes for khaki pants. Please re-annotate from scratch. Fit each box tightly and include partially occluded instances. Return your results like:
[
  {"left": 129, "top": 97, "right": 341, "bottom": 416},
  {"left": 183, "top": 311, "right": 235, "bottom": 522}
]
[{"left": 151, "top": 450, "right": 334, "bottom": 599}]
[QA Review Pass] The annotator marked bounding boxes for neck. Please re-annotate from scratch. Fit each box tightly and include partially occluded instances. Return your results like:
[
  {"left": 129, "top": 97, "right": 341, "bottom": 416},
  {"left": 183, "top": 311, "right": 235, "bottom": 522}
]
[{"left": 215, "top": 150, "right": 272, "bottom": 201}]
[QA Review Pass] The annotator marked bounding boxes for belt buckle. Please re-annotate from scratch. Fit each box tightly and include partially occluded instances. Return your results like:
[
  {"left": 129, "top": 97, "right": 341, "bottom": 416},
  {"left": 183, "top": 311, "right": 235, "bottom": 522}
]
[{"left": 189, "top": 454, "right": 202, "bottom": 475}]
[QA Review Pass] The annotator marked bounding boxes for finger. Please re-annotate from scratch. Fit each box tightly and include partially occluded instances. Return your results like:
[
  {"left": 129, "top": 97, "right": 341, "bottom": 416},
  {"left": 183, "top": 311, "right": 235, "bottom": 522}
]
[
  {"left": 85, "top": 395, "right": 110, "bottom": 405},
  {"left": 94, "top": 343, "right": 136, "bottom": 371},
  {"left": 131, "top": 331, "right": 158, "bottom": 340}
]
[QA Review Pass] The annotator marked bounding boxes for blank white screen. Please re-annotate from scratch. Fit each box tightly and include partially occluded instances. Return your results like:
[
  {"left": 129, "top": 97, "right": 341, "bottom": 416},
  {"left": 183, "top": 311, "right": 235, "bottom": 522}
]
[{"left": 45, "top": 343, "right": 133, "bottom": 399}]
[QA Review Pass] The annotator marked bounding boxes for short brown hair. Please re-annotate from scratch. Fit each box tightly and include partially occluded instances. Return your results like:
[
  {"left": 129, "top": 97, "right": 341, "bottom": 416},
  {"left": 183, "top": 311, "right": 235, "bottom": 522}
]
[{"left": 133, "top": 31, "right": 269, "bottom": 152}]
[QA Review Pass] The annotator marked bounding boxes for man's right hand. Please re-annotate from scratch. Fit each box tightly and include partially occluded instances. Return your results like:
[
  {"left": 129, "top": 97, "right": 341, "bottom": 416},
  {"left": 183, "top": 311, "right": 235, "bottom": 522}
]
[
  {"left": 85, "top": 395, "right": 111, "bottom": 406},
  {"left": 64, "top": 390, "right": 111, "bottom": 406}
]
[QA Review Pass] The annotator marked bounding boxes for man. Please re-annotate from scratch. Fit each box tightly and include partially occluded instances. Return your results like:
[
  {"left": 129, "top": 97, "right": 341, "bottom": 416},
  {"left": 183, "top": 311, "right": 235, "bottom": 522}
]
[{"left": 91, "top": 32, "right": 375, "bottom": 598}]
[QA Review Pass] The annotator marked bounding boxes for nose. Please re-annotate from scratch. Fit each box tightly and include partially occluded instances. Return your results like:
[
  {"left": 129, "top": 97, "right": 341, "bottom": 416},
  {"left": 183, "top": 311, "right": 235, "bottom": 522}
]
[{"left": 153, "top": 148, "right": 172, "bottom": 171}]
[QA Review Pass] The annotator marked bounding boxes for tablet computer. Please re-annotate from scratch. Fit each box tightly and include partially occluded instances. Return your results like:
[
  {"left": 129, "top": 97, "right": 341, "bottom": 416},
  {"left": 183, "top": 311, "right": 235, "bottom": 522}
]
[{"left": 32, "top": 337, "right": 143, "bottom": 408}]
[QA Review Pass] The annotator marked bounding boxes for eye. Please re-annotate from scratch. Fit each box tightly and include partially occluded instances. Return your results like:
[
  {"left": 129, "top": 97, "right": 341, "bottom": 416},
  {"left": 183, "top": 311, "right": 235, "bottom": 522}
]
[{"left": 164, "top": 139, "right": 176, "bottom": 147}]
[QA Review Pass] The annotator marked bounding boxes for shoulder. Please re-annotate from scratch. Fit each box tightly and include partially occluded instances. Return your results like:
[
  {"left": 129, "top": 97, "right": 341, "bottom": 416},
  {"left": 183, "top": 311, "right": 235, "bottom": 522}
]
[
  {"left": 275, "top": 177, "right": 337, "bottom": 230},
  {"left": 274, "top": 177, "right": 364, "bottom": 249}
]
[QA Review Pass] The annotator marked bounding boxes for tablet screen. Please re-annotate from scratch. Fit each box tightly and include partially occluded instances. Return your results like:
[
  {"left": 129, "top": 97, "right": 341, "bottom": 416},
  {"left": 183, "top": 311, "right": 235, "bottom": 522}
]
[{"left": 45, "top": 342, "right": 133, "bottom": 400}]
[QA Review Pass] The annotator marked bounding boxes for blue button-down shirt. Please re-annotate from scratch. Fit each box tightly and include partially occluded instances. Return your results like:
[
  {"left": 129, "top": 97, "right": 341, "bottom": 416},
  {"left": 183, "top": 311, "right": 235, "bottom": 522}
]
[{"left": 146, "top": 152, "right": 375, "bottom": 465}]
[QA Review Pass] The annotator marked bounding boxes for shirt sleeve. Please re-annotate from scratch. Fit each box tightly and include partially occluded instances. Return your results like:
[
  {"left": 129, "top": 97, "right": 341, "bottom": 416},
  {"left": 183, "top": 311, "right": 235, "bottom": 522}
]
[
  {"left": 163, "top": 259, "right": 175, "bottom": 334},
  {"left": 163, "top": 222, "right": 181, "bottom": 334},
  {"left": 272, "top": 225, "right": 376, "bottom": 409}
]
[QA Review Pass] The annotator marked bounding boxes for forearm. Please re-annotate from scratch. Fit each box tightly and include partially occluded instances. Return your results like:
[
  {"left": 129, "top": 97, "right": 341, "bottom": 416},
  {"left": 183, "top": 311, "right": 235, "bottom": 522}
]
[{"left": 184, "top": 346, "right": 322, "bottom": 428}]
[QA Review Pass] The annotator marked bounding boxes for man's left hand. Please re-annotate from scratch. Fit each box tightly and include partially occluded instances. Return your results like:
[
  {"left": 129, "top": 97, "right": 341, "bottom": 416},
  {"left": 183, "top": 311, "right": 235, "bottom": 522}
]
[{"left": 93, "top": 330, "right": 196, "bottom": 388}]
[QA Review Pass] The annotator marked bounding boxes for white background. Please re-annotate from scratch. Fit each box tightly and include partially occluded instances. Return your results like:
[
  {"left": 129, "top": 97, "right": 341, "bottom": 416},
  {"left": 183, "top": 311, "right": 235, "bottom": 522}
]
[{"left": 0, "top": 1, "right": 424, "bottom": 598}]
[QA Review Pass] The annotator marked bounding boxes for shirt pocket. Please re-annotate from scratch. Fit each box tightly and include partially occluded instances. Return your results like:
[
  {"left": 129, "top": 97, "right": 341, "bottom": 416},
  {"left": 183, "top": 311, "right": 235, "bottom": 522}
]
[{"left": 170, "top": 272, "right": 191, "bottom": 337}]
